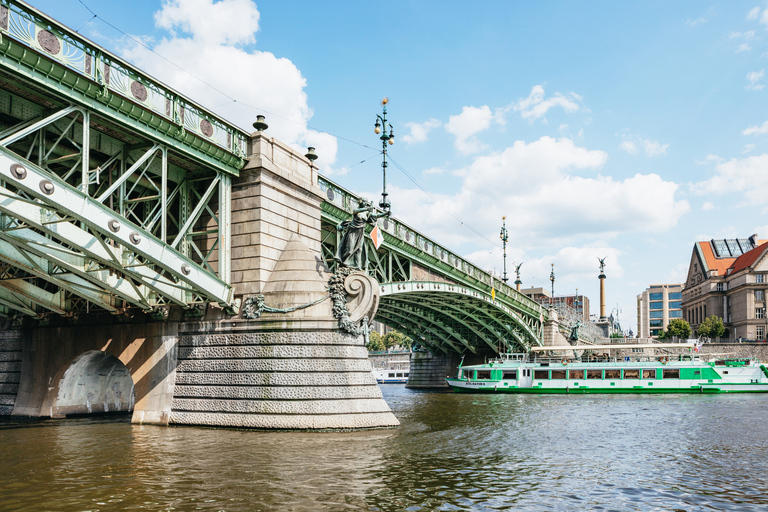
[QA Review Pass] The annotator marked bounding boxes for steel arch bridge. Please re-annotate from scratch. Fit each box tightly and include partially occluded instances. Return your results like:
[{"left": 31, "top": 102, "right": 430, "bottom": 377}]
[
  {"left": 0, "top": 0, "right": 241, "bottom": 318},
  {"left": 0, "top": 0, "right": 550, "bottom": 356},
  {"left": 319, "top": 178, "right": 548, "bottom": 355}
]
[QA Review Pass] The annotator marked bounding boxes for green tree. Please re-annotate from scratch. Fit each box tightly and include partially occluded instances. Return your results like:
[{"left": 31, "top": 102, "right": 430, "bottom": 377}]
[
  {"left": 697, "top": 315, "right": 725, "bottom": 338},
  {"left": 382, "top": 330, "right": 413, "bottom": 350},
  {"left": 366, "top": 331, "right": 385, "bottom": 352},
  {"left": 662, "top": 318, "right": 691, "bottom": 339}
]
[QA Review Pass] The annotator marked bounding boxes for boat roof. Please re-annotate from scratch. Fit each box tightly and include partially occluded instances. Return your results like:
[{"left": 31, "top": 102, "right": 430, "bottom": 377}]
[{"left": 530, "top": 343, "right": 695, "bottom": 352}]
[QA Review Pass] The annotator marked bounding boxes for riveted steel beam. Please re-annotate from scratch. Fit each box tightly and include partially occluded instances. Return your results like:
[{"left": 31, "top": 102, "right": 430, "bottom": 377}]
[
  {"left": 0, "top": 0, "right": 247, "bottom": 176},
  {"left": 0, "top": 148, "right": 234, "bottom": 307}
]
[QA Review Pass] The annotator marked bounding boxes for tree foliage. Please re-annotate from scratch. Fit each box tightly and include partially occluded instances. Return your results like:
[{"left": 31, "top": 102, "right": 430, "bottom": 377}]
[
  {"left": 366, "top": 330, "right": 413, "bottom": 351},
  {"left": 365, "top": 331, "right": 385, "bottom": 351},
  {"left": 661, "top": 318, "right": 691, "bottom": 339},
  {"left": 382, "top": 330, "right": 413, "bottom": 350},
  {"left": 697, "top": 315, "right": 725, "bottom": 338}
]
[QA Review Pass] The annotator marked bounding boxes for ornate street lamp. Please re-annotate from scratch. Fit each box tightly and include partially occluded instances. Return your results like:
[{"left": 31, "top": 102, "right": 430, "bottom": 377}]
[
  {"left": 499, "top": 216, "right": 509, "bottom": 283},
  {"left": 550, "top": 263, "right": 555, "bottom": 307},
  {"left": 374, "top": 98, "right": 395, "bottom": 212}
]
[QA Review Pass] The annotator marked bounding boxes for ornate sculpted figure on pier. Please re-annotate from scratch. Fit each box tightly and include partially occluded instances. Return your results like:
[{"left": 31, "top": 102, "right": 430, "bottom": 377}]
[{"left": 335, "top": 198, "right": 390, "bottom": 269}]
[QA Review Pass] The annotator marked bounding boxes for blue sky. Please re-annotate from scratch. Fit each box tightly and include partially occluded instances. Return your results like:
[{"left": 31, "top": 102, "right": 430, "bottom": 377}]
[{"left": 26, "top": 0, "right": 768, "bottom": 333}]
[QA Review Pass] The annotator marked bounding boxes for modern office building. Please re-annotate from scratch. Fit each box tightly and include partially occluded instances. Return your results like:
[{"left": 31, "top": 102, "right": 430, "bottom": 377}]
[
  {"left": 681, "top": 235, "right": 768, "bottom": 341},
  {"left": 636, "top": 284, "right": 683, "bottom": 338}
]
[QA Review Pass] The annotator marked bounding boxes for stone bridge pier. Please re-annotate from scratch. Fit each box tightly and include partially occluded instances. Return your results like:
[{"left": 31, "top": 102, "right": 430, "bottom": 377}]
[{"left": 1, "top": 132, "right": 398, "bottom": 430}]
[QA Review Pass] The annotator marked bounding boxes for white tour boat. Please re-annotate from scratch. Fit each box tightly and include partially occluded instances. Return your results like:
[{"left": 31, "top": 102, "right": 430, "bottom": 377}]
[
  {"left": 372, "top": 360, "right": 410, "bottom": 384},
  {"left": 446, "top": 343, "right": 768, "bottom": 394}
]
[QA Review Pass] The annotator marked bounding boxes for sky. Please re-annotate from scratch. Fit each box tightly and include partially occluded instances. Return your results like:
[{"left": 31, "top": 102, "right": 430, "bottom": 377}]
[{"left": 24, "top": 0, "right": 768, "bottom": 334}]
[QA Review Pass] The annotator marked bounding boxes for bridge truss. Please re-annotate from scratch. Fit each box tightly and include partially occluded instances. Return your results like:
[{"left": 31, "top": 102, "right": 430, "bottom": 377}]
[
  {"left": 0, "top": 0, "right": 244, "bottom": 319},
  {"left": 319, "top": 177, "right": 547, "bottom": 355}
]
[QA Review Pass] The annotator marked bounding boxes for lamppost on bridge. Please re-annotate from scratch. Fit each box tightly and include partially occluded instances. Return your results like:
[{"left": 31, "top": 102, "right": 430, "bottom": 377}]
[
  {"left": 374, "top": 98, "right": 395, "bottom": 212},
  {"left": 499, "top": 216, "right": 509, "bottom": 284},
  {"left": 550, "top": 263, "right": 555, "bottom": 308}
]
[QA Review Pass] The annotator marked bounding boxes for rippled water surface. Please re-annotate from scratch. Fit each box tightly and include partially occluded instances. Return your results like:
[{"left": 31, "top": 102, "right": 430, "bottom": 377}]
[{"left": 2, "top": 387, "right": 768, "bottom": 511}]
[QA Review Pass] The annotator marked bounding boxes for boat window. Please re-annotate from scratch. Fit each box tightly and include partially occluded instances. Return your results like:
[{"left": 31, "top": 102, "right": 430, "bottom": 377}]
[
  {"left": 388, "top": 373, "right": 395, "bottom": 377},
  {"left": 502, "top": 371, "right": 517, "bottom": 380},
  {"left": 550, "top": 370, "right": 567, "bottom": 379},
  {"left": 463, "top": 370, "right": 473, "bottom": 379},
  {"left": 568, "top": 369, "right": 585, "bottom": 379},
  {"left": 662, "top": 368, "right": 680, "bottom": 379},
  {"left": 396, "top": 373, "right": 403, "bottom": 377},
  {"left": 643, "top": 369, "right": 656, "bottom": 379},
  {"left": 623, "top": 369, "right": 640, "bottom": 379},
  {"left": 587, "top": 369, "right": 602, "bottom": 379},
  {"left": 404, "top": 373, "right": 409, "bottom": 377},
  {"left": 604, "top": 369, "right": 621, "bottom": 379},
  {"left": 534, "top": 370, "right": 549, "bottom": 380},
  {"left": 476, "top": 371, "right": 491, "bottom": 380}
]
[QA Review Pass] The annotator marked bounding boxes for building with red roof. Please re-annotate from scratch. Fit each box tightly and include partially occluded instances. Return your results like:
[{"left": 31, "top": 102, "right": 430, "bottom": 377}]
[{"left": 682, "top": 234, "right": 768, "bottom": 341}]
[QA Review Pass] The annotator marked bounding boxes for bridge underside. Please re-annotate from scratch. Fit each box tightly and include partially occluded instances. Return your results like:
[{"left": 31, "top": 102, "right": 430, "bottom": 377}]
[{"left": 376, "top": 282, "right": 542, "bottom": 355}]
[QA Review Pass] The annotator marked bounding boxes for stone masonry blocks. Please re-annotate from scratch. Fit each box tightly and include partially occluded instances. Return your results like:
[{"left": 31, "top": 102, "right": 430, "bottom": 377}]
[{"left": 171, "top": 329, "right": 400, "bottom": 430}]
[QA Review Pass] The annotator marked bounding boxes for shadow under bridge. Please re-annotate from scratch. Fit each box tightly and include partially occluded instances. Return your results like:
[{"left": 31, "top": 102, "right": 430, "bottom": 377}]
[{"left": 376, "top": 281, "right": 544, "bottom": 355}]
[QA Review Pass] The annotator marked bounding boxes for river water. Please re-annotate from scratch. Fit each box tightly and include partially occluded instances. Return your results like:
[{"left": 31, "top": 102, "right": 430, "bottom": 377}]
[{"left": 2, "top": 386, "right": 768, "bottom": 511}]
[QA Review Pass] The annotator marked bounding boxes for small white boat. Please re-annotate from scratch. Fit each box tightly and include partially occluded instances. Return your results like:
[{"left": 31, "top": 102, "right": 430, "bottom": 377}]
[{"left": 372, "top": 361, "right": 410, "bottom": 383}]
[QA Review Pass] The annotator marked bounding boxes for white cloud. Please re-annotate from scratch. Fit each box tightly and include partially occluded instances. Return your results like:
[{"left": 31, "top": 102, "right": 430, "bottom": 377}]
[
  {"left": 619, "top": 136, "right": 668, "bottom": 157},
  {"left": 620, "top": 140, "right": 637, "bottom": 154},
  {"left": 743, "top": 143, "right": 756, "bottom": 154},
  {"left": 512, "top": 85, "right": 581, "bottom": 122},
  {"left": 747, "top": 70, "right": 765, "bottom": 90},
  {"left": 702, "top": 201, "right": 715, "bottom": 211},
  {"left": 693, "top": 154, "right": 768, "bottom": 205},
  {"left": 761, "top": 7, "right": 768, "bottom": 27},
  {"left": 390, "top": 137, "right": 688, "bottom": 252},
  {"left": 154, "top": 0, "right": 260, "bottom": 46},
  {"left": 642, "top": 139, "right": 669, "bottom": 157},
  {"left": 744, "top": 120, "right": 768, "bottom": 134},
  {"left": 731, "top": 30, "right": 755, "bottom": 52},
  {"left": 445, "top": 105, "right": 494, "bottom": 154},
  {"left": 747, "top": 7, "right": 760, "bottom": 21},
  {"left": 401, "top": 118, "right": 441, "bottom": 145},
  {"left": 120, "top": 0, "right": 338, "bottom": 166}
]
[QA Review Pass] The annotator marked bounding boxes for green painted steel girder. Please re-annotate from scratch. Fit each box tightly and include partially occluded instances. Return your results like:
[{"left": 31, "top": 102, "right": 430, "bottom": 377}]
[
  {"left": 375, "top": 281, "right": 543, "bottom": 355},
  {"left": 0, "top": 0, "right": 248, "bottom": 177},
  {"left": 319, "top": 176, "right": 547, "bottom": 324},
  {"left": 0, "top": 147, "right": 234, "bottom": 311}
]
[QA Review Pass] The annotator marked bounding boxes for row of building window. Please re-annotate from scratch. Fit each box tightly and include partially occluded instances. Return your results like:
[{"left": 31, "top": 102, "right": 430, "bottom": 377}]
[{"left": 650, "top": 310, "right": 680, "bottom": 319}]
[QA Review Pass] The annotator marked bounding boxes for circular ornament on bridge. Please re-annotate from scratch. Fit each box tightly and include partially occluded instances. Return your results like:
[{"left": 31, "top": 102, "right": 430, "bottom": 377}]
[
  {"left": 37, "top": 30, "right": 61, "bottom": 55},
  {"left": 39, "top": 180, "right": 55, "bottom": 195},
  {"left": 326, "top": 188, "right": 335, "bottom": 201},
  {"left": 129, "top": 232, "right": 142, "bottom": 245},
  {"left": 405, "top": 231, "right": 410, "bottom": 242},
  {"left": 441, "top": 250, "right": 445, "bottom": 259},
  {"left": 383, "top": 219, "right": 389, "bottom": 230},
  {"left": 108, "top": 220, "right": 121, "bottom": 233},
  {"left": 181, "top": 263, "right": 192, "bottom": 276},
  {"left": 10, "top": 164, "right": 27, "bottom": 180},
  {"left": 130, "top": 81, "right": 148, "bottom": 102},
  {"left": 200, "top": 119, "right": 214, "bottom": 137}
]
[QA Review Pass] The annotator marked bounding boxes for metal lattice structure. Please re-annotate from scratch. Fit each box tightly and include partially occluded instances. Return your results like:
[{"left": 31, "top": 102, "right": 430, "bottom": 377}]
[
  {"left": 0, "top": 0, "right": 242, "bottom": 318},
  {"left": 319, "top": 177, "right": 547, "bottom": 354}
]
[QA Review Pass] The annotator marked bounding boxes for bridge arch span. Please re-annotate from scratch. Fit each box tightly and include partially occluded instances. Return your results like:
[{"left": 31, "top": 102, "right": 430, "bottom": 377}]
[
  {"left": 45, "top": 350, "right": 134, "bottom": 417},
  {"left": 376, "top": 282, "right": 544, "bottom": 355}
]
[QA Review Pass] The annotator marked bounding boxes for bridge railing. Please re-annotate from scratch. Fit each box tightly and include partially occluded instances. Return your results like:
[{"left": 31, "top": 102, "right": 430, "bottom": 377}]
[
  {"left": 0, "top": 0, "right": 248, "bottom": 167},
  {"left": 318, "top": 175, "right": 544, "bottom": 318}
]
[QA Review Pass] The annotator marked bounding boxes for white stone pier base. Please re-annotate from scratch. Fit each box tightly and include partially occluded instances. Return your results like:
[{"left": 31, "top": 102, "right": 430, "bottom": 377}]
[{"left": 169, "top": 234, "right": 399, "bottom": 430}]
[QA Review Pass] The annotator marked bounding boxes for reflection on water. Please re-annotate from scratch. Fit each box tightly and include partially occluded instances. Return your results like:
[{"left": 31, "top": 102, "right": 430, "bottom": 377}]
[{"left": 2, "top": 386, "right": 768, "bottom": 511}]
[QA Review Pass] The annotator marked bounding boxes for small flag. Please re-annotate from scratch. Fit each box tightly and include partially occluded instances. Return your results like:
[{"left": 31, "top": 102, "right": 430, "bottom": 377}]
[
  {"left": 371, "top": 224, "right": 384, "bottom": 250},
  {"left": 491, "top": 287, "right": 496, "bottom": 301}
]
